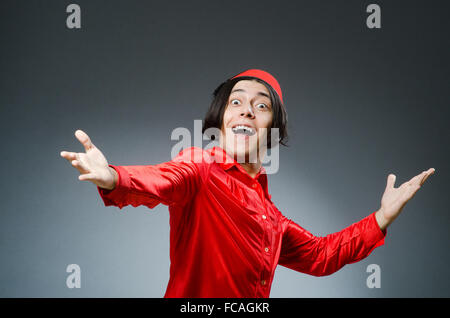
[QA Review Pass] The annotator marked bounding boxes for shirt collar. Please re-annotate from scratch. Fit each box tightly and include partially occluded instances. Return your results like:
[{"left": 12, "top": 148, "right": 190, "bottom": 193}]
[{"left": 209, "top": 146, "right": 271, "bottom": 201}]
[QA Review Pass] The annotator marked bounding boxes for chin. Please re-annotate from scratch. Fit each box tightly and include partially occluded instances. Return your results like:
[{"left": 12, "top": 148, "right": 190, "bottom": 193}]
[
  {"left": 229, "top": 144, "right": 259, "bottom": 164},
  {"left": 221, "top": 132, "right": 260, "bottom": 163}
]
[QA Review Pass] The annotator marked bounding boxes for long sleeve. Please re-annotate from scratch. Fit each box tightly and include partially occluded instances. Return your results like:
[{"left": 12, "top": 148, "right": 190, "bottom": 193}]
[
  {"left": 278, "top": 212, "right": 386, "bottom": 276},
  {"left": 97, "top": 147, "right": 205, "bottom": 210}
]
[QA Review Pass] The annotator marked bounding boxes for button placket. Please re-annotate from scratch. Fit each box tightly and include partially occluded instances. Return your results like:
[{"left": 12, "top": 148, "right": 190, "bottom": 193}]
[{"left": 258, "top": 203, "right": 272, "bottom": 296}]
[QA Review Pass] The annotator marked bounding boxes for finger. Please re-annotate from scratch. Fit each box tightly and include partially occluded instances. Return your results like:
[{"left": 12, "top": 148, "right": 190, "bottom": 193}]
[
  {"left": 414, "top": 171, "right": 426, "bottom": 182},
  {"left": 71, "top": 157, "right": 90, "bottom": 173},
  {"left": 75, "top": 130, "right": 94, "bottom": 152},
  {"left": 420, "top": 168, "right": 436, "bottom": 186},
  {"left": 60, "top": 151, "right": 77, "bottom": 161},
  {"left": 386, "top": 174, "right": 396, "bottom": 189},
  {"left": 404, "top": 168, "right": 434, "bottom": 190},
  {"left": 79, "top": 173, "right": 95, "bottom": 181},
  {"left": 71, "top": 160, "right": 80, "bottom": 168},
  {"left": 407, "top": 170, "right": 427, "bottom": 187}
]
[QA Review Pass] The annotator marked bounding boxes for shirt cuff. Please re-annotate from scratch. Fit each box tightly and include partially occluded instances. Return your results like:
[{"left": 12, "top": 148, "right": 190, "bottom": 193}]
[
  {"left": 369, "top": 211, "right": 387, "bottom": 249},
  {"left": 97, "top": 165, "right": 130, "bottom": 208}
]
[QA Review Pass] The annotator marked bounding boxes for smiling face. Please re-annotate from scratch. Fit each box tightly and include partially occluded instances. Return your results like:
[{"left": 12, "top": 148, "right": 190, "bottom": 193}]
[{"left": 219, "top": 80, "right": 273, "bottom": 163}]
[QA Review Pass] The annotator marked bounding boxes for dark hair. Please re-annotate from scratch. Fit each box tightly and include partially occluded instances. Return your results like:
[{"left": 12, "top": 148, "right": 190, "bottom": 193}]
[{"left": 202, "top": 76, "right": 288, "bottom": 149}]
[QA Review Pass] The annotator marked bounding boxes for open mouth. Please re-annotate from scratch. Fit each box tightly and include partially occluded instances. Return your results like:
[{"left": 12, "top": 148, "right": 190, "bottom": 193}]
[{"left": 231, "top": 125, "right": 256, "bottom": 136}]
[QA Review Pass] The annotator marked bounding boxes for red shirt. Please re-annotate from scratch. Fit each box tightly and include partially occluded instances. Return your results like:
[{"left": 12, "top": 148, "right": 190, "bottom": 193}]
[{"left": 97, "top": 146, "right": 386, "bottom": 298}]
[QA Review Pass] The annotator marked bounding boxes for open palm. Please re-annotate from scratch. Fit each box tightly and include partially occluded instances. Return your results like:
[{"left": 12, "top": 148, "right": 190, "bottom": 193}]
[{"left": 377, "top": 168, "right": 435, "bottom": 229}]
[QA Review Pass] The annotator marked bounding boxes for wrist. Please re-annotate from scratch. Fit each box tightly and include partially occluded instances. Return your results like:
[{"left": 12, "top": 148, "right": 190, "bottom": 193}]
[
  {"left": 98, "top": 167, "right": 119, "bottom": 191},
  {"left": 375, "top": 209, "right": 390, "bottom": 231},
  {"left": 106, "top": 167, "right": 118, "bottom": 190}
]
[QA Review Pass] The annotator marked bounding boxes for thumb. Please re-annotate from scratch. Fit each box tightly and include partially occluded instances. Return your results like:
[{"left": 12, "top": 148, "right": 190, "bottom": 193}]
[
  {"left": 386, "top": 173, "right": 396, "bottom": 190},
  {"left": 75, "top": 129, "right": 94, "bottom": 152}
]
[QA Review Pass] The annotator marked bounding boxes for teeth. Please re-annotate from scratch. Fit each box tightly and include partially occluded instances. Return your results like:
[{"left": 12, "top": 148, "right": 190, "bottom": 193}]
[{"left": 232, "top": 125, "right": 255, "bottom": 136}]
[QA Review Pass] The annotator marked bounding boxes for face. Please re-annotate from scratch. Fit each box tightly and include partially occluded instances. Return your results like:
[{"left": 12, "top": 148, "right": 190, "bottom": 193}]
[{"left": 220, "top": 80, "right": 273, "bottom": 163}]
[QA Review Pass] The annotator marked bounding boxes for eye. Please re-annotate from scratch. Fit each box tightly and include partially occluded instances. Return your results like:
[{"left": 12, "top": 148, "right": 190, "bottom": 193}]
[
  {"left": 230, "top": 99, "right": 241, "bottom": 105},
  {"left": 256, "top": 103, "right": 268, "bottom": 110}
]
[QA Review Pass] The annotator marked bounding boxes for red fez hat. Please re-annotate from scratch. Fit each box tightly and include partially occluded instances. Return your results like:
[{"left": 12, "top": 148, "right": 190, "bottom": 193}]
[{"left": 231, "top": 69, "right": 283, "bottom": 104}]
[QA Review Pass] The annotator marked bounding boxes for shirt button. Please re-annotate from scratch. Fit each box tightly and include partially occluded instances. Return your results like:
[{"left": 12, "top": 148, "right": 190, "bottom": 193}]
[
  {"left": 264, "top": 247, "right": 270, "bottom": 253},
  {"left": 262, "top": 215, "right": 267, "bottom": 220},
  {"left": 261, "top": 280, "right": 266, "bottom": 286},
  {"left": 252, "top": 183, "right": 257, "bottom": 188}
]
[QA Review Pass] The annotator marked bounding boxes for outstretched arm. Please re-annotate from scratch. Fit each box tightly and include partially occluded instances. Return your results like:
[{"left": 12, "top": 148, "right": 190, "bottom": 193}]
[
  {"left": 61, "top": 129, "right": 203, "bottom": 210},
  {"left": 278, "top": 168, "right": 436, "bottom": 276},
  {"left": 279, "top": 212, "right": 386, "bottom": 277},
  {"left": 375, "top": 168, "right": 435, "bottom": 231}
]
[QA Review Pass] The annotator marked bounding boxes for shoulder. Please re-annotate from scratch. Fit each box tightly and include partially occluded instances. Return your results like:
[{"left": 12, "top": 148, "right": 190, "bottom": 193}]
[
  {"left": 170, "top": 147, "right": 215, "bottom": 182},
  {"left": 171, "top": 147, "right": 215, "bottom": 164}
]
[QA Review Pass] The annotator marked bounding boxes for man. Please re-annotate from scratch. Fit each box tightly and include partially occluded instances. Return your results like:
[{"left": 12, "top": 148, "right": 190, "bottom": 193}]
[{"left": 60, "top": 69, "right": 435, "bottom": 297}]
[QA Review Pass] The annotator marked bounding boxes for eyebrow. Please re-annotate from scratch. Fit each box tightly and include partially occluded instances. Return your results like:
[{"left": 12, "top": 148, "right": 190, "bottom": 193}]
[{"left": 230, "top": 88, "right": 270, "bottom": 100}]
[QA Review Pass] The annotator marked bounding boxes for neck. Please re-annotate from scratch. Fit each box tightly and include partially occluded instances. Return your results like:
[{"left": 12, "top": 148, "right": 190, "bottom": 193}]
[
  {"left": 217, "top": 144, "right": 266, "bottom": 179},
  {"left": 239, "top": 161, "right": 262, "bottom": 179}
]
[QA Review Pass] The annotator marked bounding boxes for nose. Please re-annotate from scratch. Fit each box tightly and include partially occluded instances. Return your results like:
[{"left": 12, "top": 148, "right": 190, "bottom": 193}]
[{"left": 240, "top": 104, "right": 255, "bottom": 119}]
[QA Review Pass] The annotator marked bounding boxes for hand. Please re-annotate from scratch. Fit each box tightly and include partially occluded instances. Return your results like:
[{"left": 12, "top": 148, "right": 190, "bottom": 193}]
[
  {"left": 375, "top": 168, "right": 435, "bottom": 230},
  {"left": 60, "top": 130, "right": 117, "bottom": 190}
]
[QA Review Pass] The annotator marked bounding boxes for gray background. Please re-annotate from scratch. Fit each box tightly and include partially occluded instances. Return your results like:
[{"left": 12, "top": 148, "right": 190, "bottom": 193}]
[{"left": 0, "top": 0, "right": 449, "bottom": 297}]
